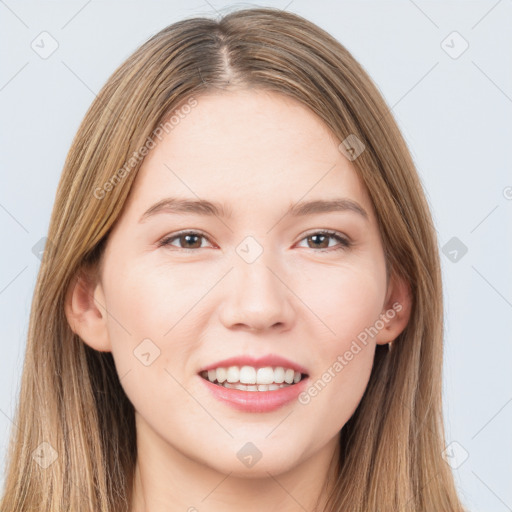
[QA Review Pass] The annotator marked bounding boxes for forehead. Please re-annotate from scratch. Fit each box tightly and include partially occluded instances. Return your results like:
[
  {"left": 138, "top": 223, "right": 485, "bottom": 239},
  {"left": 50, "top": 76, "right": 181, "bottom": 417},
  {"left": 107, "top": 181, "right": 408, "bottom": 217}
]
[{"left": 125, "top": 89, "right": 374, "bottom": 222}]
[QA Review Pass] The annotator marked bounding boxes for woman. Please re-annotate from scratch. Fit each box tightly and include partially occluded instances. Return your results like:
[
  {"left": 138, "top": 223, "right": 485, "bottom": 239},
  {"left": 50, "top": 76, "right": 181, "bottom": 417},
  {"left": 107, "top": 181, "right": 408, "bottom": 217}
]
[{"left": 0, "top": 7, "right": 467, "bottom": 511}]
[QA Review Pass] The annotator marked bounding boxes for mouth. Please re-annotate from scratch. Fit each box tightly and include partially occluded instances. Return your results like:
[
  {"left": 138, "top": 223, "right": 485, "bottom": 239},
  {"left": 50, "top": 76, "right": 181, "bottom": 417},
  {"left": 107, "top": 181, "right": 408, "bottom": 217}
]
[{"left": 199, "top": 365, "right": 308, "bottom": 392}]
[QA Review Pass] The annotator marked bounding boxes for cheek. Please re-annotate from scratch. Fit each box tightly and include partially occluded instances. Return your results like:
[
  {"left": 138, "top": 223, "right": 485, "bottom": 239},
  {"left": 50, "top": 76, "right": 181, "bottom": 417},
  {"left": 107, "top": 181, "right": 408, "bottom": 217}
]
[
  {"left": 103, "top": 258, "right": 204, "bottom": 345},
  {"left": 100, "top": 261, "right": 202, "bottom": 397},
  {"left": 294, "top": 254, "right": 387, "bottom": 343},
  {"left": 298, "top": 347, "right": 375, "bottom": 447},
  {"left": 294, "top": 261, "right": 385, "bottom": 430}
]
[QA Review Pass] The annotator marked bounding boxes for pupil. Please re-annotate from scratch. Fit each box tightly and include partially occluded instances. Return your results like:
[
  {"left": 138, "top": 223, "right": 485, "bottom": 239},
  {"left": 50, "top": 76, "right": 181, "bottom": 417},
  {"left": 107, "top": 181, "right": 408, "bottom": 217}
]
[
  {"left": 183, "top": 234, "right": 200, "bottom": 248},
  {"left": 310, "top": 234, "right": 328, "bottom": 248}
]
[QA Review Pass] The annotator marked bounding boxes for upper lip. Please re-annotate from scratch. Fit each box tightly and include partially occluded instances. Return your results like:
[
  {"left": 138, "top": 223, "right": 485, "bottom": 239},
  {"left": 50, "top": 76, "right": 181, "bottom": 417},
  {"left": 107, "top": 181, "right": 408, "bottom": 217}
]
[{"left": 199, "top": 355, "right": 309, "bottom": 375}]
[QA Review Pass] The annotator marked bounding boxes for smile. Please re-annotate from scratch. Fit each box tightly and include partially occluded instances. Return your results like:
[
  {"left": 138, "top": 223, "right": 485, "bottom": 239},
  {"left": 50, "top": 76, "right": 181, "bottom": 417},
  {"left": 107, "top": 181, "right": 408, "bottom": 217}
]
[{"left": 200, "top": 365, "right": 306, "bottom": 392}]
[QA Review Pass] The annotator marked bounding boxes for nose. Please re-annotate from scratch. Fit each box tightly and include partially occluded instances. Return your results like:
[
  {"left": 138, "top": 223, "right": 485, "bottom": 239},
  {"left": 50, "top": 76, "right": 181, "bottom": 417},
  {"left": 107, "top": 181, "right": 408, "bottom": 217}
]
[{"left": 218, "top": 255, "right": 295, "bottom": 333}]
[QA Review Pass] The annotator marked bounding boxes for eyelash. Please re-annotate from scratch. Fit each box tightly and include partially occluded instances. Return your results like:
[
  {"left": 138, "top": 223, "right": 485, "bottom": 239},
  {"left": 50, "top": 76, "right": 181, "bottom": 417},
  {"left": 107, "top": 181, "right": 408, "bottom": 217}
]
[{"left": 158, "top": 229, "right": 351, "bottom": 253}]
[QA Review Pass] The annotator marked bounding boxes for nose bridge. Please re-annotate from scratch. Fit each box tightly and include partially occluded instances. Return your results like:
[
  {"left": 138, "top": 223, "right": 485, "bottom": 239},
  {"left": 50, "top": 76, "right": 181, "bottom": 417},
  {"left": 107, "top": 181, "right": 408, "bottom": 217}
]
[
  {"left": 234, "top": 235, "right": 285, "bottom": 300},
  {"left": 219, "top": 235, "right": 293, "bottom": 330}
]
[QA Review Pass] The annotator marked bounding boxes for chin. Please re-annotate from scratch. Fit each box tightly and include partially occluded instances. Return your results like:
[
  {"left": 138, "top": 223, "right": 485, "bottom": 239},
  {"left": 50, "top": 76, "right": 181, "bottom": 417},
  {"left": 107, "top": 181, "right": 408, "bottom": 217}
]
[{"left": 206, "top": 453, "right": 302, "bottom": 479}]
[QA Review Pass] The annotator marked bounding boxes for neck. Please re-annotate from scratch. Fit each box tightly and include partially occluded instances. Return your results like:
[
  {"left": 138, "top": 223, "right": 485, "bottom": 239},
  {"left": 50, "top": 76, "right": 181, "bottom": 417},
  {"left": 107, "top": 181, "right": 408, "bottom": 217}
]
[{"left": 129, "top": 413, "right": 340, "bottom": 512}]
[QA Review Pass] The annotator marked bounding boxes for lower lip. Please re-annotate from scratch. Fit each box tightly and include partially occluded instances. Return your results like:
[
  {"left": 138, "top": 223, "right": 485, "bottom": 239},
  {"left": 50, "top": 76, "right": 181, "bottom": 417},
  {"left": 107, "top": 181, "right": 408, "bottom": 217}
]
[{"left": 199, "top": 376, "right": 309, "bottom": 413}]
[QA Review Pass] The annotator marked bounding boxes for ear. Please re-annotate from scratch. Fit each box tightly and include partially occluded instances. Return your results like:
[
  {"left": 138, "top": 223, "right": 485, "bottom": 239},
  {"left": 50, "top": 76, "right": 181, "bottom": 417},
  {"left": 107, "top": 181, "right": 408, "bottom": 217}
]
[
  {"left": 64, "top": 264, "right": 111, "bottom": 352},
  {"left": 375, "top": 272, "right": 412, "bottom": 346}
]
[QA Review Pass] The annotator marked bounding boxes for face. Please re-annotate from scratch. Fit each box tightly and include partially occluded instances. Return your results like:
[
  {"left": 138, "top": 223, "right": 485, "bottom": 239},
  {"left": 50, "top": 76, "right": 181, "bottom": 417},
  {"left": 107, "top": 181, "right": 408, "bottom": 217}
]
[{"left": 82, "top": 89, "right": 404, "bottom": 478}]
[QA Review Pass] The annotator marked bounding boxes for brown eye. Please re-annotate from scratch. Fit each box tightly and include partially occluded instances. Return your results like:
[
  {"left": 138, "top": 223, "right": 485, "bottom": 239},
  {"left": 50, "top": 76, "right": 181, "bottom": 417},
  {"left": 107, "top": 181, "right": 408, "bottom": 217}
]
[
  {"left": 298, "top": 231, "right": 351, "bottom": 252},
  {"left": 307, "top": 233, "right": 330, "bottom": 249},
  {"left": 158, "top": 230, "right": 351, "bottom": 253},
  {"left": 159, "top": 231, "right": 210, "bottom": 250},
  {"left": 178, "top": 233, "right": 203, "bottom": 249}
]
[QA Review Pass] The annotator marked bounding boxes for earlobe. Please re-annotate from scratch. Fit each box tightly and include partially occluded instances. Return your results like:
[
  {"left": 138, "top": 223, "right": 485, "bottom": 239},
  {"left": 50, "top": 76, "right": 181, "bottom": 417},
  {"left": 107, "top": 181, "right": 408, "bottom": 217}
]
[
  {"left": 64, "top": 266, "right": 112, "bottom": 352},
  {"left": 375, "top": 272, "right": 412, "bottom": 346}
]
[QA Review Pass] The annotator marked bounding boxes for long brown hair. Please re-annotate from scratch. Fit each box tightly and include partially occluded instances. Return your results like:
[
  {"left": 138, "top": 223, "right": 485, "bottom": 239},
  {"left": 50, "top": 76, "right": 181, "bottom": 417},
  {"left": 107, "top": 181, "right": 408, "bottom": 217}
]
[{"left": 0, "top": 7, "right": 466, "bottom": 511}]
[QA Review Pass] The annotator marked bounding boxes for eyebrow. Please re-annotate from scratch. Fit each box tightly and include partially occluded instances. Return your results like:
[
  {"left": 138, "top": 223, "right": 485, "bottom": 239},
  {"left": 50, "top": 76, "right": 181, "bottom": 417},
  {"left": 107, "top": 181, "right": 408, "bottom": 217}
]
[{"left": 138, "top": 196, "right": 369, "bottom": 223}]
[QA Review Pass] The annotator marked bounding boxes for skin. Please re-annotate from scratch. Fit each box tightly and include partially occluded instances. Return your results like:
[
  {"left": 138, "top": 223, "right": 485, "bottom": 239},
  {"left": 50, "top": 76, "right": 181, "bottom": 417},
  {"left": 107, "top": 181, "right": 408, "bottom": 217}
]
[{"left": 66, "top": 89, "right": 411, "bottom": 511}]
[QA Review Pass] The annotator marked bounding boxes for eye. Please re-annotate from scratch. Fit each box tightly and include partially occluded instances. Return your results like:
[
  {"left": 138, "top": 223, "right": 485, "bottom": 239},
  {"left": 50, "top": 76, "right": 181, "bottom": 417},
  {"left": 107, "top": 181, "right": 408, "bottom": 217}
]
[
  {"left": 158, "top": 230, "right": 351, "bottom": 253},
  {"left": 296, "top": 230, "right": 351, "bottom": 252},
  {"left": 158, "top": 231, "right": 212, "bottom": 251}
]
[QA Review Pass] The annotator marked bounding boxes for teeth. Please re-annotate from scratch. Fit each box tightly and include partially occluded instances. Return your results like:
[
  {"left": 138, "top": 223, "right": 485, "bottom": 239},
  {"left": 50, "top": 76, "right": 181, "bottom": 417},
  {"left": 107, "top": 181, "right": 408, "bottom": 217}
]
[
  {"left": 219, "top": 382, "right": 290, "bottom": 391},
  {"left": 240, "top": 366, "right": 257, "bottom": 384},
  {"left": 216, "top": 367, "right": 227, "bottom": 383},
  {"left": 256, "top": 367, "right": 275, "bottom": 385},
  {"left": 226, "top": 366, "right": 239, "bottom": 383},
  {"left": 274, "top": 367, "right": 285, "bottom": 383},
  {"left": 200, "top": 365, "right": 305, "bottom": 389},
  {"left": 284, "top": 368, "right": 295, "bottom": 384}
]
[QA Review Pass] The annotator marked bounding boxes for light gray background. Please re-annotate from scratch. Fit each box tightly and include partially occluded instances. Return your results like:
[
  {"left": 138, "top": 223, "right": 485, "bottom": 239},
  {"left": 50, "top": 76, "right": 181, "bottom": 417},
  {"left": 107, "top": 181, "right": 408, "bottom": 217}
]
[{"left": 1, "top": 1, "right": 511, "bottom": 510}]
